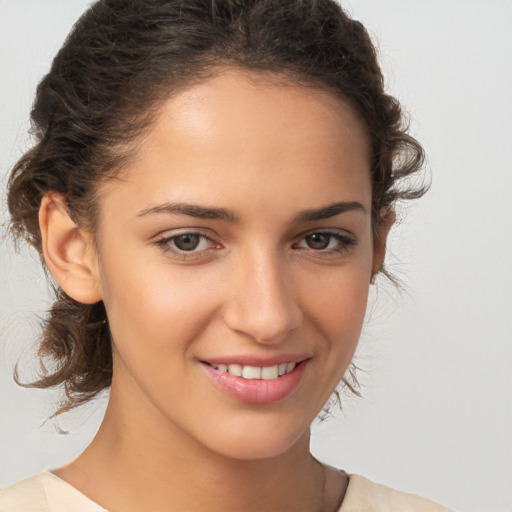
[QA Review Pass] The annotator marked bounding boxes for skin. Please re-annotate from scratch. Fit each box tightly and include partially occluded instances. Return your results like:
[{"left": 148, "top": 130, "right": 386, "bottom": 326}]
[{"left": 40, "top": 69, "right": 393, "bottom": 511}]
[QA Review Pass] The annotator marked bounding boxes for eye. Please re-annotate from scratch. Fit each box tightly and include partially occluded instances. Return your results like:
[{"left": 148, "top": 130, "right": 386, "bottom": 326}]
[
  {"left": 172, "top": 233, "right": 204, "bottom": 251},
  {"left": 294, "top": 231, "right": 356, "bottom": 254},
  {"left": 154, "top": 231, "right": 219, "bottom": 260}
]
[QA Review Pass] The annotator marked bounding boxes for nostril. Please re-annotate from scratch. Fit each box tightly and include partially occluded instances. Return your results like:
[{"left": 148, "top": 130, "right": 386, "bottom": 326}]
[
  {"left": 222, "top": 258, "right": 303, "bottom": 343},
  {"left": 224, "top": 300, "right": 303, "bottom": 345}
]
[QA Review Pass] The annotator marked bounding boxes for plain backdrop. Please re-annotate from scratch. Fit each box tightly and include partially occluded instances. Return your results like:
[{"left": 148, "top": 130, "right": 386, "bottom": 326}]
[{"left": 1, "top": 1, "right": 511, "bottom": 511}]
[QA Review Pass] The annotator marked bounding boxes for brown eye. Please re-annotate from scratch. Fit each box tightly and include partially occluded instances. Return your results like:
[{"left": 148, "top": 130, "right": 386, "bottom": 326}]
[
  {"left": 155, "top": 231, "right": 218, "bottom": 260},
  {"left": 294, "top": 231, "right": 357, "bottom": 255},
  {"left": 173, "top": 234, "right": 201, "bottom": 251},
  {"left": 304, "top": 233, "right": 331, "bottom": 250}
]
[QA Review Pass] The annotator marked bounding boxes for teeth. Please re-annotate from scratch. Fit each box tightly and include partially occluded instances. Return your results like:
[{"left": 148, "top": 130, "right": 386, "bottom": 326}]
[
  {"left": 286, "top": 362, "right": 296, "bottom": 373},
  {"left": 227, "top": 364, "right": 242, "bottom": 377},
  {"left": 214, "top": 362, "right": 297, "bottom": 380},
  {"left": 242, "top": 366, "right": 261, "bottom": 379},
  {"left": 261, "top": 365, "right": 279, "bottom": 380}
]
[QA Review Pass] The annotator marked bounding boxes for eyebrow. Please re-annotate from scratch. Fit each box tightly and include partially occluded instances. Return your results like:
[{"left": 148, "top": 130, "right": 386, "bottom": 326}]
[
  {"left": 137, "top": 202, "right": 238, "bottom": 221},
  {"left": 293, "top": 201, "right": 366, "bottom": 222},
  {"left": 137, "top": 200, "right": 366, "bottom": 222}
]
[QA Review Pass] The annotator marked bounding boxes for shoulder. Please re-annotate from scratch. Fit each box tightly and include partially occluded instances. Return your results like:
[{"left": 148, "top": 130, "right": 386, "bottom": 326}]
[
  {"left": 0, "top": 472, "right": 107, "bottom": 512},
  {"left": 340, "top": 474, "right": 453, "bottom": 512},
  {"left": 0, "top": 472, "right": 50, "bottom": 512}
]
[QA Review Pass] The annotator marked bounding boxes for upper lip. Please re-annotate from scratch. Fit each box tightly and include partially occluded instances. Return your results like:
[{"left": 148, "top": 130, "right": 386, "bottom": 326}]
[{"left": 201, "top": 353, "right": 311, "bottom": 367}]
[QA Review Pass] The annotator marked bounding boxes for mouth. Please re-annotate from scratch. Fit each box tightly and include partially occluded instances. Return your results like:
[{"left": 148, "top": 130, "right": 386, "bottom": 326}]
[
  {"left": 205, "top": 361, "right": 298, "bottom": 380},
  {"left": 200, "top": 358, "right": 309, "bottom": 404}
]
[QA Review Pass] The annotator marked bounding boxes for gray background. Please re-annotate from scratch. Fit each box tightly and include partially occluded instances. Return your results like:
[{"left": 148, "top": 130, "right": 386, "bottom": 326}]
[{"left": 1, "top": 1, "right": 511, "bottom": 510}]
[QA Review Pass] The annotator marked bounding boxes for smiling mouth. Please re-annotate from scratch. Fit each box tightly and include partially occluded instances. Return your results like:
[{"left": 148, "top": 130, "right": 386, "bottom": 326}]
[
  {"left": 201, "top": 359, "right": 309, "bottom": 403},
  {"left": 206, "top": 362, "right": 298, "bottom": 380}
]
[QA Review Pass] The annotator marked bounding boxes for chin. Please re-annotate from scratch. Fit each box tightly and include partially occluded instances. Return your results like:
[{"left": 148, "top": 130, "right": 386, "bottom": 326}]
[
  {"left": 196, "top": 413, "right": 312, "bottom": 462},
  {"left": 214, "top": 435, "right": 305, "bottom": 461}
]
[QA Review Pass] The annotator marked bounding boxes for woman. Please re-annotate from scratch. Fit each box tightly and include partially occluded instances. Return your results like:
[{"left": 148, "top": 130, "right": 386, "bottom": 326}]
[{"left": 1, "top": 0, "right": 452, "bottom": 510}]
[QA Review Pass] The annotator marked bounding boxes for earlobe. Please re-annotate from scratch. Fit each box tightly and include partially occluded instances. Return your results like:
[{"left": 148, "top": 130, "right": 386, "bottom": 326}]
[
  {"left": 39, "top": 193, "right": 102, "bottom": 304},
  {"left": 371, "top": 207, "right": 396, "bottom": 281}
]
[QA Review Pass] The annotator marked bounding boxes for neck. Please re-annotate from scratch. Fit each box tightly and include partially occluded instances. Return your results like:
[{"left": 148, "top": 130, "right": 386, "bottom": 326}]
[{"left": 56, "top": 387, "right": 335, "bottom": 512}]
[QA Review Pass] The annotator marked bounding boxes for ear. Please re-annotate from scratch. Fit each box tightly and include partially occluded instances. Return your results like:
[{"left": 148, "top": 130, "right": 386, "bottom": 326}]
[
  {"left": 371, "top": 207, "right": 396, "bottom": 282},
  {"left": 39, "top": 193, "right": 102, "bottom": 304}
]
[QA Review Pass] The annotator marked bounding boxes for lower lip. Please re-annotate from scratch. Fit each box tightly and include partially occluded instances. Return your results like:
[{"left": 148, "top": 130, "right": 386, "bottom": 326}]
[{"left": 200, "top": 361, "right": 308, "bottom": 404}]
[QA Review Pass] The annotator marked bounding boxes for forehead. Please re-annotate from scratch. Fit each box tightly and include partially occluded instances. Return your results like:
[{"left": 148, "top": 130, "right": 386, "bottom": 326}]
[
  {"left": 98, "top": 70, "right": 372, "bottom": 219},
  {"left": 148, "top": 69, "right": 370, "bottom": 165}
]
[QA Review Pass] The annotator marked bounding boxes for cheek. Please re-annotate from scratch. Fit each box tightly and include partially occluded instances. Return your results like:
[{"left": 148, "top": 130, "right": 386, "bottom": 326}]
[
  {"left": 304, "top": 258, "right": 371, "bottom": 347},
  {"left": 319, "top": 279, "right": 368, "bottom": 370},
  {"left": 296, "top": 265, "right": 370, "bottom": 414},
  {"left": 98, "top": 249, "right": 210, "bottom": 358}
]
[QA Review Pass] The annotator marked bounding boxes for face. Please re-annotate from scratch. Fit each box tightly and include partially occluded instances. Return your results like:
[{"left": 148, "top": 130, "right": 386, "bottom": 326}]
[{"left": 92, "top": 70, "right": 380, "bottom": 460}]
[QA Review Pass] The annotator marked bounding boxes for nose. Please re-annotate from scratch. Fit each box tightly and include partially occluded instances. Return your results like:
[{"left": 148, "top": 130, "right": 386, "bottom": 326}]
[{"left": 222, "top": 249, "right": 303, "bottom": 344}]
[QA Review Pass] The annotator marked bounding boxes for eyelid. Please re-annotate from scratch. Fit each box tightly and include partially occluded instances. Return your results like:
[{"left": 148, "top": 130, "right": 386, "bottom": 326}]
[
  {"left": 152, "top": 227, "right": 357, "bottom": 262},
  {"left": 297, "top": 227, "right": 356, "bottom": 241},
  {"left": 293, "top": 228, "right": 357, "bottom": 253},
  {"left": 154, "top": 229, "right": 222, "bottom": 260}
]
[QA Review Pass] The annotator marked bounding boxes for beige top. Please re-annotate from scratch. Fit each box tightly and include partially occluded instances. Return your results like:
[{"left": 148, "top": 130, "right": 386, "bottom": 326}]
[{"left": 0, "top": 471, "right": 452, "bottom": 511}]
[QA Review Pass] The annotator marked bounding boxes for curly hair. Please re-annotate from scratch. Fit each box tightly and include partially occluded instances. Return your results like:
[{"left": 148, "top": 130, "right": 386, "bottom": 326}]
[{"left": 7, "top": 0, "right": 425, "bottom": 415}]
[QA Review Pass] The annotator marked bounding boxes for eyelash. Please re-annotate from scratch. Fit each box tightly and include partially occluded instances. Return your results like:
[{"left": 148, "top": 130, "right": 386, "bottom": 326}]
[
  {"left": 293, "top": 232, "right": 357, "bottom": 255},
  {"left": 154, "top": 230, "right": 357, "bottom": 261},
  {"left": 154, "top": 232, "right": 217, "bottom": 261}
]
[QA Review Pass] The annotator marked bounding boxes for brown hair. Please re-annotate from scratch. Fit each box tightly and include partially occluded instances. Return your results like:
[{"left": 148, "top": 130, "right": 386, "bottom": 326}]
[{"left": 7, "top": 0, "right": 425, "bottom": 415}]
